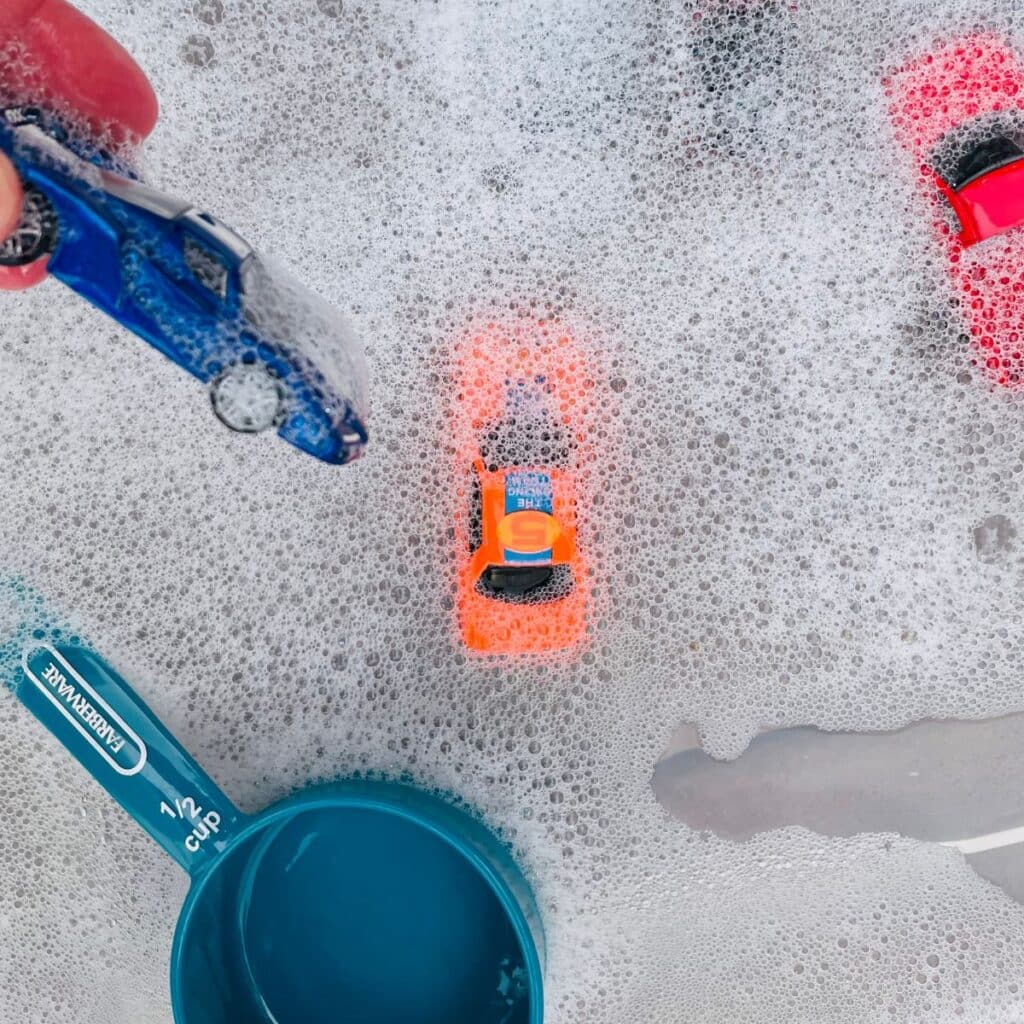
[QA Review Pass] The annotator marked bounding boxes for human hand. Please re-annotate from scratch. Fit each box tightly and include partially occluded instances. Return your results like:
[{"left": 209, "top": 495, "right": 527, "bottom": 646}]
[{"left": 0, "top": 0, "right": 157, "bottom": 289}]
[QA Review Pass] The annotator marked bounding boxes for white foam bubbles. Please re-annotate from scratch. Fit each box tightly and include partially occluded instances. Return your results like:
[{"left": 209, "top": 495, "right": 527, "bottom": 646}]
[{"left": 1, "top": 0, "right": 1024, "bottom": 1021}]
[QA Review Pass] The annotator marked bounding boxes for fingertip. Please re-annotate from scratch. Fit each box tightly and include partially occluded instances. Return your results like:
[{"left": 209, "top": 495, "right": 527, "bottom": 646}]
[
  {"left": 0, "top": 0, "right": 46, "bottom": 34},
  {"left": 11, "top": 0, "right": 160, "bottom": 142}
]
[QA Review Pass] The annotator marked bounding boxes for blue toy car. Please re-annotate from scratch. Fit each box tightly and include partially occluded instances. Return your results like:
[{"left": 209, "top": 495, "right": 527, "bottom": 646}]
[{"left": 0, "top": 107, "right": 368, "bottom": 464}]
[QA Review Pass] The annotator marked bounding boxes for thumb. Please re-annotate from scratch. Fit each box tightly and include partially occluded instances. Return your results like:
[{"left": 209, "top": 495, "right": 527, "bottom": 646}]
[{"left": 0, "top": 152, "right": 24, "bottom": 240}]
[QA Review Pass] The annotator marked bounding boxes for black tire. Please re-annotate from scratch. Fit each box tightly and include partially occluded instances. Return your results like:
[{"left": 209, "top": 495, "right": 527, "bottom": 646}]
[{"left": 0, "top": 183, "right": 58, "bottom": 267}]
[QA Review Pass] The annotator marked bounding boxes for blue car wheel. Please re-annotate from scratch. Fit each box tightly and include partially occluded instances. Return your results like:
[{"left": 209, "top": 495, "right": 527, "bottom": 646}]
[
  {"left": 0, "top": 185, "right": 58, "bottom": 266},
  {"left": 210, "top": 362, "right": 286, "bottom": 434}
]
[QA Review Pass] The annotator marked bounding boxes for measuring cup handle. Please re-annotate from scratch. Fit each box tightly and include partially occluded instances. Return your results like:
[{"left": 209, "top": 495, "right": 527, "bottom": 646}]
[{"left": 12, "top": 639, "right": 244, "bottom": 876}]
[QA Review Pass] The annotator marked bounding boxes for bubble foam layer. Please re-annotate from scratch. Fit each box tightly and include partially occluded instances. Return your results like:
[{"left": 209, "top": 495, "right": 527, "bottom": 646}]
[{"left": 1, "top": 0, "right": 1024, "bottom": 1021}]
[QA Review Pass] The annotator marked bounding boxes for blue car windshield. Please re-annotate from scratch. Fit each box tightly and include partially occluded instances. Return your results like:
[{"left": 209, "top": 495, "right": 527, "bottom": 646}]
[{"left": 239, "top": 255, "right": 368, "bottom": 423}]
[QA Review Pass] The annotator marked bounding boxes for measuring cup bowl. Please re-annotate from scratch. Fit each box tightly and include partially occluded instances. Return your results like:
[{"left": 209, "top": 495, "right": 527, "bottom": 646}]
[
  {"left": 173, "top": 780, "right": 545, "bottom": 1024},
  {"left": 6, "top": 619, "right": 544, "bottom": 1024}
]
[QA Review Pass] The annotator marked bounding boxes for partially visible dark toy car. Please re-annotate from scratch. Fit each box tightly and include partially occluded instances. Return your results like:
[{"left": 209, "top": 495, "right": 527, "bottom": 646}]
[{"left": 888, "top": 36, "right": 1024, "bottom": 390}]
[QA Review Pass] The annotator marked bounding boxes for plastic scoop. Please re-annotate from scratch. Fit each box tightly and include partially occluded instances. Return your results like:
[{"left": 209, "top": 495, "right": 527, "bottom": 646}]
[{"left": 1, "top": 583, "right": 544, "bottom": 1024}]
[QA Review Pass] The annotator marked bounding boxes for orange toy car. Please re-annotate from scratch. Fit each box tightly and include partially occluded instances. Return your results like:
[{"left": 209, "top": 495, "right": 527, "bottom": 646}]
[{"left": 452, "top": 321, "right": 594, "bottom": 655}]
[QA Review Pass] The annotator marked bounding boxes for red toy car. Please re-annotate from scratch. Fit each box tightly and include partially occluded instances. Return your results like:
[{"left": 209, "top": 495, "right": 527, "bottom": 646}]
[
  {"left": 887, "top": 36, "right": 1024, "bottom": 388},
  {"left": 451, "top": 321, "right": 594, "bottom": 655}
]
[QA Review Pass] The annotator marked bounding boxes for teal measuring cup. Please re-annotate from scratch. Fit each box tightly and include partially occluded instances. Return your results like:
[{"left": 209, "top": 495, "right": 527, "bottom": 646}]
[{"left": 2, "top": 596, "right": 544, "bottom": 1024}]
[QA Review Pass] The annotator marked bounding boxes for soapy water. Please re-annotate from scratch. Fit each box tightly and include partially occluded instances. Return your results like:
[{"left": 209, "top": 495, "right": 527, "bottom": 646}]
[{"left": 2, "top": 0, "right": 1024, "bottom": 1021}]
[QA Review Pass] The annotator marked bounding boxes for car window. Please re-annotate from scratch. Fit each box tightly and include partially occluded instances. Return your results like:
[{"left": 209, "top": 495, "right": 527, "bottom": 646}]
[
  {"left": 476, "top": 564, "right": 575, "bottom": 603},
  {"left": 183, "top": 234, "right": 229, "bottom": 298},
  {"left": 238, "top": 254, "right": 369, "bottom": 423}
]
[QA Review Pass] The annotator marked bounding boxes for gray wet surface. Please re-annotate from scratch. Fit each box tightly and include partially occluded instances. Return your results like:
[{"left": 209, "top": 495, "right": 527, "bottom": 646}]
[{"left": 654, "top": 715, "right": 1024, "bottom": 901}]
